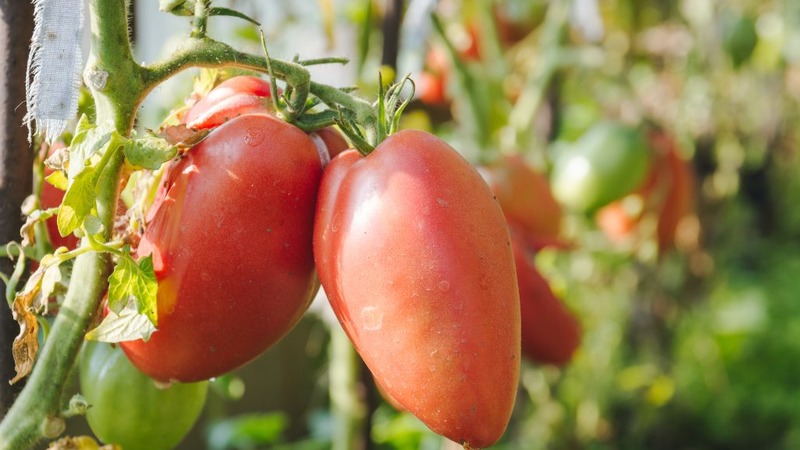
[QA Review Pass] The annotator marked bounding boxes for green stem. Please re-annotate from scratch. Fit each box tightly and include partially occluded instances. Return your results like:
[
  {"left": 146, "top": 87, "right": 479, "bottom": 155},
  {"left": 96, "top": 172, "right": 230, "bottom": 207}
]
[
  {"left": 0, "top": 154, "right": 123, "bottom": 450},
  {"left": 191, "top": 0, "right": 211, "bottom": 38},
  {"left": 508, "top": 0, "right": 570, "bottom": 144},
  {"left": 329, "top": 326, "right": 367, "bottom": 450},
  {"left": 143, "top": 37, "right": 313, "bottom": 119},
  {"left": 0, "top": 1, "right": 130, "bottom": 447},
  {"left": 430, "top": 14, "right": 491, "bottom": 153}
]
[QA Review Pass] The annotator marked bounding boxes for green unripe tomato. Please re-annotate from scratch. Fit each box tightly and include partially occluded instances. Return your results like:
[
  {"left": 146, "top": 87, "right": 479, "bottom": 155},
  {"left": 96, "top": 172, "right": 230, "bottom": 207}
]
[
  {"left": 722, "top": 13, "right": 758, "bottom": 69},
  {"left": 551, "top": 121, "right": 651, "bottom": 213},
  {"left": 79, "top": 342, "right": 208, "bottom": 450}
]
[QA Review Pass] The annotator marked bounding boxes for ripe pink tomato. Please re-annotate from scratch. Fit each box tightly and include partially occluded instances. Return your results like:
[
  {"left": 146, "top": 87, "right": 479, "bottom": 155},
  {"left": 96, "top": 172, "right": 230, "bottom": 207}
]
[
  {"left": 184, "top": 76, "right": 274, "bottom": 130},
  {"left": 121, "top": 114, "right": 322, "bottom": 382},
  {"left": 314, "top": 130, "right": 520, "bottom": 448}
]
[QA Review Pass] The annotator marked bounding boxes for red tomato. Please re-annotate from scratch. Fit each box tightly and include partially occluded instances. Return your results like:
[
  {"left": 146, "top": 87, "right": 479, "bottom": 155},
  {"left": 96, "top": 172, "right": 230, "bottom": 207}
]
[
  {"left": 479, "top": 154, "right": 563, "bottom": 241},
  {"left": 39, "top": 142, "right": 79, "bottom": 250},
  {"left": 41, "top": 178, "right": 80, "bottom": 250},
  {"left": 310, "top": 126, "right": 350, "bottom": 161},
  {"left": 121, "top": 114, "right": 322, "bottom": 382},
  {"left": 314, "top": 130, "right": 520, "bottom": 448},
  {"left": 184, "top": 76, "right": 274, "bottom": 130},
  {"left": 510, "top": 225, "right": 581, "bottom": 365},
  {"left": 652, "top": 131, "right": 696, "bottom": 251},
  {"left": 185, "top": 75, "right": 345, "bottom": 167}
]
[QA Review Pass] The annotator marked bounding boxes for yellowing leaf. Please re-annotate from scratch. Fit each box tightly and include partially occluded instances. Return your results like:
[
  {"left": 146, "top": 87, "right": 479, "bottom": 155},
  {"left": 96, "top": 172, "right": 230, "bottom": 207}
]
[{"left": 10, "top": 268, "right": 44, "bottom": 384}]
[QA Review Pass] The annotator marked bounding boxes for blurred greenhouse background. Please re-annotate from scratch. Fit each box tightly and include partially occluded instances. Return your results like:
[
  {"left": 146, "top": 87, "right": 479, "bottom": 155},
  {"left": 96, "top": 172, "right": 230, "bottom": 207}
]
[{"left": 59, "top": 0, "right": 800, "bottom": 448}]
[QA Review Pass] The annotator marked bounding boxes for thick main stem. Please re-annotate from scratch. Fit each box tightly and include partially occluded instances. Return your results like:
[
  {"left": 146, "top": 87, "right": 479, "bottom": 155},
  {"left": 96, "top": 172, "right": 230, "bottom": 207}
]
[
  {"left": 330, "top": 326, "right": 368, "bottom": 450},
  {"left": 0, "top": 1, "right": 132, "bottom": 448}
]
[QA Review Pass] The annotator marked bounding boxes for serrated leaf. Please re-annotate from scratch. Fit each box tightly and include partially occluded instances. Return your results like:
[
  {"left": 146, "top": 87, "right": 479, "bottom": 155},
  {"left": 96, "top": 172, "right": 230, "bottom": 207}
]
[
  {"left": 68, "top": 121, "right": 114, "bottom": 180},
  {"left": 85, "top": 302, "right": 157, "bottom": 343},
  {"left": 45, "top": 170, "right": 68, "bottom": 191},
  {"left": 107, "top": 255, "right": 158, "bottom": 325},
  {"left": 57, "top": 167, "right": 97, "bottom": 237},
  {"left": 123, "top": 136, "right": 178, "bottom": 170}
]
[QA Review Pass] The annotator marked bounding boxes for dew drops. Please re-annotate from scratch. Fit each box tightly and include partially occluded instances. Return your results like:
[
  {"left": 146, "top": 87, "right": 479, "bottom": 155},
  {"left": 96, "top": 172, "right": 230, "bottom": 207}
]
[
  {"left": 360, "top": 306, "right": 383, "bottom": 331},
  {"left": 438, "top": 280, "right": 450, "bottom": 292},
  {"left": 244, "top": 127, "right": 265, "bottom": 147}
]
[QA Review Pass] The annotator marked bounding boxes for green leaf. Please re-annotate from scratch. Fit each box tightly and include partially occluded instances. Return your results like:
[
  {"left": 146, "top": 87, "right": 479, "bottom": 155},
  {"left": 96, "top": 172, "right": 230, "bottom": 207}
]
[
  {"left": 207, "top": 413, "right": 289, "bottom": 450},
  {"left": 68, "top": 120, "right": 115, "bottom": 180},
  {"left": 209, "top": 7, "right": 261, "bottom": 26},
  {"left": 40, "top": 263, "right": 62, "bottom": 306},
  {"left": 123, "top": 136, "right": 178, "bottom": 170},
  {"left": 85, "top": 301, "right": 158, "bottom": 343},
  {"left": 107, "top": 255, "right": 158, "bottom": 325},
  {"left": 57, "top": 167, "right": 97, "bottom": 237},
  {"left": 159, "top": 0, "right": 193, "bottom": 15},
  {"left": 44, "top": 170, "right": 68, "bottom": 191}
]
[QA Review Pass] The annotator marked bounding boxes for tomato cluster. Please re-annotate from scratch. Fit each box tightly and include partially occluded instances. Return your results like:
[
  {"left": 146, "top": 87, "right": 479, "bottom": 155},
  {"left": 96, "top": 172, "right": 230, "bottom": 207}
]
[{"left": 76, "top": 74, "right": 595, "bottom": 448}]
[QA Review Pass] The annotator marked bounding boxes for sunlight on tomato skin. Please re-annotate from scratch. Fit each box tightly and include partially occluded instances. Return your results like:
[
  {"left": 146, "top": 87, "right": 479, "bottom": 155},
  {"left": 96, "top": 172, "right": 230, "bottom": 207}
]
[
  {"left": 184, "top": 76, "right": 274, "bottom": 130},
  {"left": 314, "top": 131, "right": 520, "bottom": 449},
  {"left": 121, "top": 114, "right": 322, "bottom": 383}
]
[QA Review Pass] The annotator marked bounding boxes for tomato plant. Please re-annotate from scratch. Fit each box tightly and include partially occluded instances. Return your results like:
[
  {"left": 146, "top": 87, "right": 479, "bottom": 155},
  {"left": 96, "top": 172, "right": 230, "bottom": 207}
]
[
  {"left": 79, "top": 341, "right": 208, "bottom": 450},
  {"left": 120, "top": 113, "right": 323, "bottom": 382},
  {"left": 314, "top": 131, "right": 520, "bottom": 448},
  {"left": 551, "top": 121, "right": 652, "bottom": 213}
]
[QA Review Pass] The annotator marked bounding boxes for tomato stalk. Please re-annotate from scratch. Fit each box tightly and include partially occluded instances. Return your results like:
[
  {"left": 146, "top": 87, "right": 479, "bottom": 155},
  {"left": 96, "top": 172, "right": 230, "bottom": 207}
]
[
  {"left": 507, "top": 0, "right": 570, "bottom": 148},
  {"left": 0, "top": 1, "right": 131, "bottom": 447}
]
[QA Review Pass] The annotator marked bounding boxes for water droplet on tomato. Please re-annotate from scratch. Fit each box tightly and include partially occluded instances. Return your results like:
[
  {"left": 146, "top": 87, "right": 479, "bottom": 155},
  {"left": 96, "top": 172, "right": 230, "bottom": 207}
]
[
  {"left": 438, "top": 280, "right": 450, "bottom": 292},
  {"left": 244, "top": 127, "right": 265, "bottom": 147},
  {"left": 360, "top": 306, "right": 383, "bottom": 331}
]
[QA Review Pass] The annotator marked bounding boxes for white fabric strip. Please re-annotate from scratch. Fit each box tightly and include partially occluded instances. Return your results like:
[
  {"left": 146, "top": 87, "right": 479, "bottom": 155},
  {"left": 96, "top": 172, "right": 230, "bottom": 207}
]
[{"left": 26, "top": 0, "right": 86, "bottom": 143}]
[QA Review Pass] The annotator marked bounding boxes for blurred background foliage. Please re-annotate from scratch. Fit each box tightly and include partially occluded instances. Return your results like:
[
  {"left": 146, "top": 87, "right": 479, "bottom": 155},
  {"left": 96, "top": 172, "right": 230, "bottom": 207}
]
[{"left": 83, "top": 0, "right": 800, "bottom": 448}]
